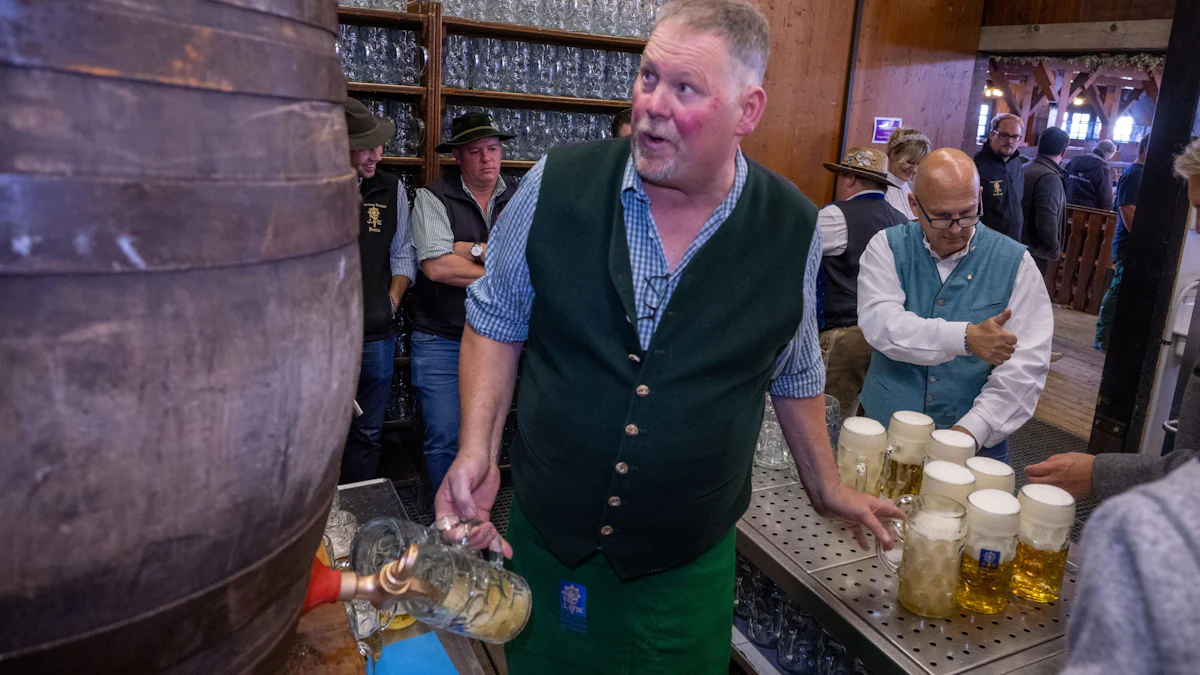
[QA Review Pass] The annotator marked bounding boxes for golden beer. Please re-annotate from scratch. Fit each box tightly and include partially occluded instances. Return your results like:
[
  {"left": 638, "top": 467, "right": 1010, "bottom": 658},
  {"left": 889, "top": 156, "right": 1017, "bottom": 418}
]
[
  {"left": 896, "top": 519, "right": 964, "bottom": 618},
  {"left": 1010, "top": 540, "right": 1070, "bottom": 603},
  {"left": 956, "top": 553, "right": 1015, "bottom": 613},
  {"left": 879, "top": 458, "right": 923, "bottom": 500}
]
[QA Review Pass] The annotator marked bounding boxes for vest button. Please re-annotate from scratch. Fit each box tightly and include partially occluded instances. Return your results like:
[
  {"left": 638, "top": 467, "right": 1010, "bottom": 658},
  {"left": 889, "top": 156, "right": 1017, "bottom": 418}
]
[
  {"left": 600, "top": 525, "right": 614, "bottom": 536},
  {"left": 615, "top": 462, "right": 629, "bottom": 474},
  {"left": 929, "top": 375, "right": 937, "bottom": 383},
  {"left": 636, "top": 385, "right": 649, "bottom": 397},
  {"left": 925, "top": 394, "right": 934, "bottom": 403},
  {"left": 625, "top": 424, "right": 639, "bottom": 436},
  {"left": 628, "top": 353, "right": 641, "bottom": 363},
  {"left": 608, "top": 496, "right": 621, "bottom": 507},
  {"left": 937, "top": 298, "right": 946, "bottom": 307}
]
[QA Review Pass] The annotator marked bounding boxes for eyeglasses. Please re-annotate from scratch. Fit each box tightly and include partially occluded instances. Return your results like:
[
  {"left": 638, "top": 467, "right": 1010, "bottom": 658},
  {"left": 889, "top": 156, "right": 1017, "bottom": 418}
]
[
  {"left": 914, "top": 198, "right": 982, "bottom": 230},
  {"left": 637, "top": 273, "right": 669, "bottom": 327},
  {"left": 992, "top": 130, "right": 1022, "bottom": 142}
]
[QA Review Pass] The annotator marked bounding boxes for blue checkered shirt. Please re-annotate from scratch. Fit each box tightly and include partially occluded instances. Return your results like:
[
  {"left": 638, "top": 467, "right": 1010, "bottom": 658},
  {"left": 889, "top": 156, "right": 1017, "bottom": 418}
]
[{"left": 465, "top": 150, "right": 825, "bottom": 398}]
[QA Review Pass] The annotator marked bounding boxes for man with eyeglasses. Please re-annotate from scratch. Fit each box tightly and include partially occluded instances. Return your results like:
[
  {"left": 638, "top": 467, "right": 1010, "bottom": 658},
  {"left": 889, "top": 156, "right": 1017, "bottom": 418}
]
[
  {"left": 858, "top": 149, "right": 1053, "bottom": 464},
  {"left": 974, "top": 113, "right": 1026, "bottom": 242}
]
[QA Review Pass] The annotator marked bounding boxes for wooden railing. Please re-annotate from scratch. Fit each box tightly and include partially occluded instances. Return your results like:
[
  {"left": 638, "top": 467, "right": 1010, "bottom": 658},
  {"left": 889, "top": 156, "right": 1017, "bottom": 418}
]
[{"left": 1044, "top": 205, "right": 1118, "bottom": 314}]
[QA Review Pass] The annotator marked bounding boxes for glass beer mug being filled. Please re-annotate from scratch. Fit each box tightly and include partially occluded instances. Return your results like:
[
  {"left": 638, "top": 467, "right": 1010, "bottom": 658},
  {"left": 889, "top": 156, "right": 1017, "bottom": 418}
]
[
  {"left": 1011, "top": 484, "right": 1075, "bottom": 603},
  {"left": 835, "top": 417, "right": 888, "bottom": 495},
  {"left": 878, "top": 411, "right": 935, "bottom": 500},
  {"left": 876, "top": 493, "right": 968, "bottom": 618}
]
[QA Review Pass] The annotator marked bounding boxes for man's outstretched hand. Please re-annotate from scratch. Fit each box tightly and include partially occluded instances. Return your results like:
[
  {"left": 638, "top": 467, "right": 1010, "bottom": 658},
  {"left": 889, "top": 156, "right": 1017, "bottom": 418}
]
[
  {"left": 433, "top": 451, "right": 512, "bottom": 558},
  {"left": 809, "top": 482, "right": 907, "bottom": 550}
]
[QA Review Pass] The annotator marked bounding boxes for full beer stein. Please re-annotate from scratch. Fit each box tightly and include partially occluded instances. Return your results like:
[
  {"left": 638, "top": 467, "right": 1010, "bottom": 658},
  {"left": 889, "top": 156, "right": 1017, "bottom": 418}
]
[
  {"left": 879, "top": 411, "right": 935, "bottom": 500},
  {"left": 965, "top": 456, "right": 1016, "bottom": 494},
  {"left": 955, "top": 489, "right": 1021, "bottom": 614},
  {"left": 1011, "top": 484, "right": 1075, "bottom": 603},
  {"left": 926, "top": 429, "right": 975, "bottom": 466},
  {"left": 876, "top": 493, "right": 967, "bottom": 618},
  {"left": 835, "top": 417, "right": 888, "bottom": 495},
  {"left": 919, "top": 460, "right": 977, "bottom": 507}
]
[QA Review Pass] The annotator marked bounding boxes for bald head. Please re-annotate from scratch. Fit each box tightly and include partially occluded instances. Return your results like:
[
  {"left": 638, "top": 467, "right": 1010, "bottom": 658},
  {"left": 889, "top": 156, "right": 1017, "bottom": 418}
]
[{"left": 907, "top": 148, "right": 983, "bottom": 258}]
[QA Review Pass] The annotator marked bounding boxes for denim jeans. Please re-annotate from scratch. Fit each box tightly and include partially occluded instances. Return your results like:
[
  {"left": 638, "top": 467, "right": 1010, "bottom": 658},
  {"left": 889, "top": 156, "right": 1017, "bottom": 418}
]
[
  {"left": 978, "top": 438, "right": 1010, "bottom": 465},
  {"left": 341, "top": 337, "right": 395, "bottom": 484},
  {"left": 410, "top": 331, "right": 462, "bottom": 493}
]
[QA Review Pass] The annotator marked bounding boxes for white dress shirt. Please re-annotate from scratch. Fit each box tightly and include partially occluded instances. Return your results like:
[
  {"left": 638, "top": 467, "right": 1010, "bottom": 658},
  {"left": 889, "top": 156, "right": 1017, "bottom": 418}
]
[
  {"left": 818, "top": 190, "right": 887, "bottom": 256},
  {"left": 857, "top": 228, "right": 1053, "bottom": 449},
  {"left": 885, "top": 172, "right": 916, "bottom": 220}
]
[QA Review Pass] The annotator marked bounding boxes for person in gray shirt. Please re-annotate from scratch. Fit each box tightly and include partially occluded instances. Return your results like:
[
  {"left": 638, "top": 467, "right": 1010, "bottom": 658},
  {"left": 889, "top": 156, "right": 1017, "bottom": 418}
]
[{"left": 1061, "top": 457, "right": 1200, "bottom": 675}]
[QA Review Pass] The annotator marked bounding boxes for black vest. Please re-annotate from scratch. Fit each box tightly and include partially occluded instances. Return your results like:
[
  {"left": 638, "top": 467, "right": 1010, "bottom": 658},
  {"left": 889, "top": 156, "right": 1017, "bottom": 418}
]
[
  {"left": 359, "top": 171, "right": 400, "bottom": 342},
  {"left": 514, "top": 140, "right": 817, "bottom": 578},
  {"left": 410, "top": 168, "right": 517, "bottom": 341},
  {"left": 820, "top": 195, "right": 908, "bottom": 330}
]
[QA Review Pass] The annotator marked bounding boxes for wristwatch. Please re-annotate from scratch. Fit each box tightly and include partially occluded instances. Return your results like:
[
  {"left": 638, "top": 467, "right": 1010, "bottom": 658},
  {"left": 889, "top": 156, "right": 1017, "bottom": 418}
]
[{"left": 470, "top": 243, "right": 483, "bottom": 263}]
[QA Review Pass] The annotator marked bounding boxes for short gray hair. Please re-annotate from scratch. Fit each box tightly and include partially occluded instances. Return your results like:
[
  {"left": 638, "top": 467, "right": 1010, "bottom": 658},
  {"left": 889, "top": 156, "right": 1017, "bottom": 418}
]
[
  {"left": 1092, "top": 140, "right": 1117, "bottom": 158},
  {"left": 656, "top": 0, "right": 770, "bottom": 86},
  {"left": 990, "top": 113, "right": 1024, "bottom": 133},
  {"left": 1174, "top": 138, "right": 1200, "bottom": 179}
]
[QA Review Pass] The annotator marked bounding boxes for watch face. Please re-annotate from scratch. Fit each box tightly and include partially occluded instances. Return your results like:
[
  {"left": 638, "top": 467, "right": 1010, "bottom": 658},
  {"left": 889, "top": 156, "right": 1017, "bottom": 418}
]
[{"left": 471, "top": 244, "right": 483, "bottom": 256}]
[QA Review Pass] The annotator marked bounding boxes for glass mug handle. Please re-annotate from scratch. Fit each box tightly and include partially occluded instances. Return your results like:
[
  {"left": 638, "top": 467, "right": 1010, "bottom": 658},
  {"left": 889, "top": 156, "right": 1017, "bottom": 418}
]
[
  {"left": 414, "top": 44, "right": 430, "bottom": 79},
  {"left": 875, "top": 493, "right": 916, "bottom": 573},
  {"left": 439, "top": 516, "right": 506, "bottom": 569},
  {"left": 410, "top": 118, "right": 425, "bottom": 155}
]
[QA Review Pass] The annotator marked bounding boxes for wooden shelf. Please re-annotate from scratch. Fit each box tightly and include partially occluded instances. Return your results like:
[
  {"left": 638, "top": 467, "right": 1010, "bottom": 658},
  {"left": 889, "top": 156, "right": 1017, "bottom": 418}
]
[
  {"left": 440, "top": 157, "right": 537, "bottom": 169},
  {"left": 443, "top": 87, "right": 630, "bottom": 110},
  {"left": 442, "top": 16, "right": 646, "bottom": 52},
  {"left": 347, "top": 82, "right": 426, "bottom": 97},
  {"left": 380, "top": 156, "right": 424, "bottom": 166},
  {"left": 337, "top": 6, "right": 425, "bottom": 29}
]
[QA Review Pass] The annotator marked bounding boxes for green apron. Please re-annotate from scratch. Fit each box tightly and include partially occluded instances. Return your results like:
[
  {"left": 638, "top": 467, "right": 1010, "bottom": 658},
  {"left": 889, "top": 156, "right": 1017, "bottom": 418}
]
[{"left": 504, "top": 501, "right": 736, "bottom": 675}]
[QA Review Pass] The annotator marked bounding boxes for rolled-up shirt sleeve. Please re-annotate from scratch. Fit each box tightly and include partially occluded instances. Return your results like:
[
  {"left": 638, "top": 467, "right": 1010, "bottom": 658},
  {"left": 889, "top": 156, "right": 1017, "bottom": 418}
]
[
  {"left": 389, "top": 183, "right": 416, "bottom": 281},
  {"left": 464, "top": 158, "right": 546, "bottom": 343},
  {"left": 857, "top": 230, "right": 970, "bottom": 365},
  {"left": 770, "top": 229, "right": 825, "bottom": 398},
  {"left": 411, "top": 188, "right": 456, "bottom": 263}
]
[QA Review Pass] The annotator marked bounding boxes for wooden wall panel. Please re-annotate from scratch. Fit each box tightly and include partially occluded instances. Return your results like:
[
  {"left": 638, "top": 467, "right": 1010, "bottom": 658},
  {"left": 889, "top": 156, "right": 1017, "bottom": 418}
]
[
  {"left": 741, "top": 0, "right": 856, "bottom": 203},
  {"left": 844, "top": 0, "right": 987, "bottom": 155},
  {"left": 982, "top": 0, "right": 1175, "bottom": 26}
]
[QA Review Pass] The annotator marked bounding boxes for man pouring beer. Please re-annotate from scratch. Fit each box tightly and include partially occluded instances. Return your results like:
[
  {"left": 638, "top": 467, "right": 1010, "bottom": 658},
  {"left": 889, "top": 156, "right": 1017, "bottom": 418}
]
[
  {"left": 432, "top": 1, "right": 904, "bottom": 672},
  {"left": 857, "top": 149, "right": 1053, "bottom": 464}
]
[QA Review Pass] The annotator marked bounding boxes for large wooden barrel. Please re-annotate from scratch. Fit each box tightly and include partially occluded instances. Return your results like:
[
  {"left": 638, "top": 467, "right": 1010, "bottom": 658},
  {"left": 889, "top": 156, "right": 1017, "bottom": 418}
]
[{"left": 0, "top": 1, "right": 359, "bottom": 672}]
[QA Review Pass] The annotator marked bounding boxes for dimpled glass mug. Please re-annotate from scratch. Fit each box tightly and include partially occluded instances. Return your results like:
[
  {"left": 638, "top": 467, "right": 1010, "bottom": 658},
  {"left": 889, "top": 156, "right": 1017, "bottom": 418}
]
[
  {"left": 919, "top": 460, "right": 977, "bottom": 507},
  {"left": 876, "top": 493, "right": 968, "bottom": 618},
  {"left": 965, "top": 456, "right": 1016, "bottom": 494},
  {"left": 1011, "top": 484, "right": 1075, "bottom": 603},
  {"left": 926, "top": 428, "right": 976, "bottom": 466},
  {"left": 835, "top": 416, "right": 888, "bottom": 495},
  {"left": 879, "top": 410, "right": 935, "bottom": 501}
]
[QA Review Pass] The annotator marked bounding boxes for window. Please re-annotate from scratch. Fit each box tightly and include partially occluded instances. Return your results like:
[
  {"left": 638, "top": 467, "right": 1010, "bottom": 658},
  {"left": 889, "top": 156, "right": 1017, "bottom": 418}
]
[
  {"left": 1113, "top": 115, "right": 1135, "bottom": 143},
  {"left": 1068, "top": 113, "right": 1091, "bottom": 140},
  {"left": 977, "top": 104, "right": 990, "bottom": 142}
]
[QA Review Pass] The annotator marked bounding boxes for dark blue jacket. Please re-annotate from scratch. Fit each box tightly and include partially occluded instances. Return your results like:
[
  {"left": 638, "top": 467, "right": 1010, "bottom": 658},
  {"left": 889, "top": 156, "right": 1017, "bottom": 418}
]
[
  {"left": 974, "top": 143, "right": 1025, "bottom": 242},
  {"left": 1063, "top": 153, "right": 1115, "bottom": 211}
]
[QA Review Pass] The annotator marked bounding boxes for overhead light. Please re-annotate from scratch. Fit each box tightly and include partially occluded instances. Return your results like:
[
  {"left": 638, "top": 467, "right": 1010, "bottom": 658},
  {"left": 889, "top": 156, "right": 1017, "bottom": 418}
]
[{"left": 1072, "top": 96, "right": 1085, "bottom": 106}]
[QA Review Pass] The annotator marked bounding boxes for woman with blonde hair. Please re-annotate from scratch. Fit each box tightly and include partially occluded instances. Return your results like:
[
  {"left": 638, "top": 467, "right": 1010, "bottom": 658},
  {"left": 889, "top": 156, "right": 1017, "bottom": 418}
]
[{"left": 884, "top": 128, "right": 932, "bottom": 219}]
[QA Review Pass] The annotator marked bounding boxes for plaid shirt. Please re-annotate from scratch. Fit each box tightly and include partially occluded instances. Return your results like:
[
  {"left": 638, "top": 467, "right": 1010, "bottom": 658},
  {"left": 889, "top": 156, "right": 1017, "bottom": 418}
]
[{"left": 465, "top": 150, "right": 824, "bottom": 398}]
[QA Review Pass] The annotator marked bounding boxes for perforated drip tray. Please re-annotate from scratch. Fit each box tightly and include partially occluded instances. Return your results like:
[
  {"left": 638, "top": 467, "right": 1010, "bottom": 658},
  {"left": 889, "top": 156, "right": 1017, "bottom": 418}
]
[
  {"left": 745, "top": 482, "right": 877, "bottom": 571},
  {"left": 814, "top": 558, "right": 1076, "bottom": 675},
  {"left": 751, "top": 465, "right": 800, "bottom": 492}
]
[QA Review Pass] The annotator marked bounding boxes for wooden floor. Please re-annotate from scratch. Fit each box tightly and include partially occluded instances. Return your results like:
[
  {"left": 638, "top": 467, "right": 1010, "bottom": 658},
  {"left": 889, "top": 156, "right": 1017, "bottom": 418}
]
[{"left": 1034, "top": 307, "right": 1106, "bottom": 440}]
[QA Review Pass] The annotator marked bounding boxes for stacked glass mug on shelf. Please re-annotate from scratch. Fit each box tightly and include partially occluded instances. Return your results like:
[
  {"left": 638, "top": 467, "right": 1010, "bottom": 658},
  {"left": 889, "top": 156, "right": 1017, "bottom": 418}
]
[
  {"left": 442, "top": 0, "right": 665, "bottom": 38},
  {"left": 443, "top": 35, "right": 640, "bottom": 101},
  {"left": 736, "top": 554, "right": 868, "bottom": 674},
  {"left": 337, "top": 24, "right": 429, "bottom": 86},
  {"left": 355, "top": 98, "right": 426, "bottom": 157},
  {"left": 441, "top": 104, "right": 615, "bottom": 161},
  {"left": 829, "top": 411, "right": 1076, "bottom": 619}
]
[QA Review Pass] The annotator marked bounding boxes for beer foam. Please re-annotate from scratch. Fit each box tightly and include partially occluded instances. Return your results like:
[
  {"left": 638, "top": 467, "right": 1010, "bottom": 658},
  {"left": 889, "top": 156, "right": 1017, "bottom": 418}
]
[
  {"left": 893, "top": 410, "right": 935, "bottom": 427},
  {"left": 1021, "top": 483, "right": 1074, "bottom": 507},
  {"left": 930, "top": 428, "right": 975, "bottom": 448},
  {"left": 843, "top": 416, "right": 885, "bottom": 437},
  {"left": 968, "top": 489, "right": 1021, "bottom": 516},
  {"left": 910, "top": 511, "right": 964, "bottom": 541},
  {"left": 923, "top": 460, "right": 975, "bottom": 485},
  {"left": 966, "top": 456, "right": 1013, "bottom": 477}
]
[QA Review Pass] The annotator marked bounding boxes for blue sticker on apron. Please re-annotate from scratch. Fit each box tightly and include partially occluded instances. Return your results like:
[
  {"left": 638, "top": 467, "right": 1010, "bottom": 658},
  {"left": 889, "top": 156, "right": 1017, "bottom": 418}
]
[
  {"left": 560, "top": 580, "right": 587, "bottom": 634},
  {"left": 979, "top": 549, "right": 1001, "bottom": 570}
]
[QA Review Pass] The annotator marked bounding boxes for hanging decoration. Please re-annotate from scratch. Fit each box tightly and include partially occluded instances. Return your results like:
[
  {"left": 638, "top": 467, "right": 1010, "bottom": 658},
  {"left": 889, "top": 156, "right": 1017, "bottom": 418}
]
[{"left": 992, "top": 53, "right": 1165, "bottom": 72}]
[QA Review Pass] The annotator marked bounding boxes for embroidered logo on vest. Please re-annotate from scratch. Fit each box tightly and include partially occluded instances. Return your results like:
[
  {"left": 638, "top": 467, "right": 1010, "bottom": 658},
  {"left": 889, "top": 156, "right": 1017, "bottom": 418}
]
[
  {"left": 989, "top": 180, "right": 1003, "bottom": 197},
  {"left": 365, "top": 203, "right": 386, "bottom": 233}
]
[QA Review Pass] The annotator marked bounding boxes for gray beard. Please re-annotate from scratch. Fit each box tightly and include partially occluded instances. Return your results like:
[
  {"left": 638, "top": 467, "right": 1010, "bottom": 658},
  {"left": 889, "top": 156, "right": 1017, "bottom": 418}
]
[{"left": 632, "top": 138, "right": 678, "bottom": 183}]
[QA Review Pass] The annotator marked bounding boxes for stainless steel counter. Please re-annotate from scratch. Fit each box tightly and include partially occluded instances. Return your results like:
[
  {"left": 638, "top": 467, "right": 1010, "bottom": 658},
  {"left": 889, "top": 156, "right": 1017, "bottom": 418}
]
[{"left": 735, "top": 467, "right": 1076, "bottom": 675}]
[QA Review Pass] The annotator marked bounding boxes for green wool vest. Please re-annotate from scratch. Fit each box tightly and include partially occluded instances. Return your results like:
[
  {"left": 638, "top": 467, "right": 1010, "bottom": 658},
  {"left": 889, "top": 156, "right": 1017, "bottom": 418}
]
[{"left": 512, "top": 140, "right": 817, "bottom": 578}]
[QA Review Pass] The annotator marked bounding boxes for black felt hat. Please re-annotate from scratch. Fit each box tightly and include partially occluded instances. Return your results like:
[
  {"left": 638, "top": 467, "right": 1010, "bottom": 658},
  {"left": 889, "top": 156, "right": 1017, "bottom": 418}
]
[
  {"left": 435, "top": 112, "right": 516, "bottom": 153},
  {"left": 346, "top": 97, "right": 395, "bottom": 151}
]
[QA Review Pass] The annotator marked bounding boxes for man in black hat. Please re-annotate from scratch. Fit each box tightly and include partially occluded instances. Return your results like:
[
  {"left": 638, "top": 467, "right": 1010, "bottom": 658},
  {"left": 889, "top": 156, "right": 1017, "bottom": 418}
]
[
  {"left": 409, "top": 112, "right": 518, "bottom": 492},
  {"left": 818, "top": 147, "right": 909, "bottom": 417},
  {"left": 340, "top": 97, "right": 416, "bottom": 484},
  {"left": 1022, "top": 127, "right": 1070, "bottom": 275}
]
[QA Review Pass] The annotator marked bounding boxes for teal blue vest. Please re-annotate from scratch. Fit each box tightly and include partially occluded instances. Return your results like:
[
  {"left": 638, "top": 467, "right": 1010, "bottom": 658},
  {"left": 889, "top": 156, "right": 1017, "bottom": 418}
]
[
  {"left": 859, "top": 222, "right": 1026, "bottom": 430},
  {"left": 513, "top": 140, "right": 816, "bottom": 578}
]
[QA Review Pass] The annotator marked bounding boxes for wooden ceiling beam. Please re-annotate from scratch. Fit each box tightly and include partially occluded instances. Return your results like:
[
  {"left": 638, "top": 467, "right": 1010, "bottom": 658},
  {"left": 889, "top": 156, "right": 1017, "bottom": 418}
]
[
  {"left": 1032, "top": 63, "right": 1058, "bottom": 103},
  {"left": 1144, "top": 74, "right": 1160, "bottom": 103},
  {"left": 988, "top": 58, "right": 1023, "bottom": 117}
]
